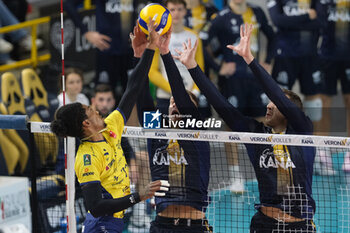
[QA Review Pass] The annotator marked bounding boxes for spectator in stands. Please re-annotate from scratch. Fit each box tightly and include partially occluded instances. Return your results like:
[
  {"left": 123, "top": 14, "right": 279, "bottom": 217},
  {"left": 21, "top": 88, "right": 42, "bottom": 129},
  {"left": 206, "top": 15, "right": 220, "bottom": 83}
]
[
  {"left": 64, "top": 0, "right": 160, "bottom": 102},
  {"left": 3, "top": 0, "right": 28, "bottom": 22},
  {"left": 316, "top": 0, "right": 350, "bottom": 173},
  {"left": 177, "top": 23, "right": 316, "bottom": 233},
  {"left": 149, "top": 0, "right": 204, "bottom": 115},
  {"left": 57, "top": 67, "right": 89, "bottom": 108},
  {"left": 184, "top": 0, "right": 217, "bottom": 33},
  {"left": 200, "top": 0, "right": 276, "bottom": 193},
  {"left": 0, "top": 0, "right": 43, "bottom": 64}
]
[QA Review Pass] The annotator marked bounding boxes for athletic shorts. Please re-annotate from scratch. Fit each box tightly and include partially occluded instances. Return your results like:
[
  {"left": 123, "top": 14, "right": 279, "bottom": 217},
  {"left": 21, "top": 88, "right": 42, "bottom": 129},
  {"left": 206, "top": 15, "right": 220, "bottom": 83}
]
[
  {"left": 218, "top": 70, "right": 268, "bottom": 118},
  {"left": 250, "top": 211, "right": 316, "bottom": 233},
  {"left": 82, "top": 213, "right": 124, "bottom": 233},
  {"left": 150, "top": 216, "right": 213, "bottom": 233},
  {"left": 320, "top": 59, "right": 350, "bottom": 95},
  {"left": 272, "top": 56, "right": 323, "bottom": 96}
]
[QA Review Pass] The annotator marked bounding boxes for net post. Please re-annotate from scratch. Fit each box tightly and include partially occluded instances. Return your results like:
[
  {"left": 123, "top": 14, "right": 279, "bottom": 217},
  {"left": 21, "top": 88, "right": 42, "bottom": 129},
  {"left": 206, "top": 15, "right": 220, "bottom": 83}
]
[
  {"left": 66, "top": 137, "right": 77, "bottom": 232},
  {"left": 28, "top": 122, "right": 39, "bottom": 232}
]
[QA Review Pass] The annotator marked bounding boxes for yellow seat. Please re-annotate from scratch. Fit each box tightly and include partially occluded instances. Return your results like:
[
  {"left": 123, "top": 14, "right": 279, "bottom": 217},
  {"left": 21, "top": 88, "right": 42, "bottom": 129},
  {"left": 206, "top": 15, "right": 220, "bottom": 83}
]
[
  {"left": 0, "top": 129, "right": 20, "bottom": 175},
  {"left": 0, "top": 73, "right": 30, "bottom": 174},
  {"left": 21, "top": 68, "right": 58, "bottom": 164}
]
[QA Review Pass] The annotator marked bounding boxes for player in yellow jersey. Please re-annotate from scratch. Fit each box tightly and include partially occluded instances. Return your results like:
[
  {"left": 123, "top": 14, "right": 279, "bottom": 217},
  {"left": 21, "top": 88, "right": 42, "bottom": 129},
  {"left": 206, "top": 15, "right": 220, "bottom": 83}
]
[{"left": 51, "top": 21, "right": 170, "bottom": 233}]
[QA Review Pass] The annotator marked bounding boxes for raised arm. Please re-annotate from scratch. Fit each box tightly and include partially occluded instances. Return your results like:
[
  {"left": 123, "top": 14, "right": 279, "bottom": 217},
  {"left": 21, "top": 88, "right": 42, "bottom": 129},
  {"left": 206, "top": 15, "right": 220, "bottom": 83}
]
[
  {"left": 228, "top": 24, "right": 312, "bottom": 133},
  {"left": 118, "top": 23, "right": 158, "bottom": 123},
  {"left": 157, "top": 29, "right": 201, "bottom": 120},
  {"left": 173, "top": 40, "right": 255, "bottom": 132}
]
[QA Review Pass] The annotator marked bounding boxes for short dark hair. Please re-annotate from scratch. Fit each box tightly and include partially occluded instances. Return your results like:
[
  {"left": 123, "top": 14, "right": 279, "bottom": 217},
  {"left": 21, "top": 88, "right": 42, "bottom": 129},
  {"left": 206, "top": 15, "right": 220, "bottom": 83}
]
[
  {"left": 51, "top": 103, "right": 87, "bottom": 138},
  {"left": 93, "top": 84, "right": 114, "bottom": 97},
  {"left": 282, "top": 89, "right": 303, "bottom": 109},
  {"left": 164, "top": 0, "right": 187, "bottom": 8}
]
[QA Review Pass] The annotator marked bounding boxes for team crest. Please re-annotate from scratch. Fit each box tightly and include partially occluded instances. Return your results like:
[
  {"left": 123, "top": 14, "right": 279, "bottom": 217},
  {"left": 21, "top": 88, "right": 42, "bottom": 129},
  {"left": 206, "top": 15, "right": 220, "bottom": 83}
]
[{"left": 83, "top": 154, "right": 91, "bottom": 166}]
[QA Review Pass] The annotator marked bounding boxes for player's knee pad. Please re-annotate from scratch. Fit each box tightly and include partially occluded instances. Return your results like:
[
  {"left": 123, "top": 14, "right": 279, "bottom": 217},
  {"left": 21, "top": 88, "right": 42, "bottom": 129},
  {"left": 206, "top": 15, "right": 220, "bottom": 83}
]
[{"left": 303, "top": 98, "right": 323, "bottom": 121}]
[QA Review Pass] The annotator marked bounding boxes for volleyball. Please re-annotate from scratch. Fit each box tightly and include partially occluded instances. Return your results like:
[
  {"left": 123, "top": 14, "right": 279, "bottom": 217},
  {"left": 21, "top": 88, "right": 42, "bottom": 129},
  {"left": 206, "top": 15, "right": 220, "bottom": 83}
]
[{"left": 138, "top": 3, "right": 172, "bottom": 35}]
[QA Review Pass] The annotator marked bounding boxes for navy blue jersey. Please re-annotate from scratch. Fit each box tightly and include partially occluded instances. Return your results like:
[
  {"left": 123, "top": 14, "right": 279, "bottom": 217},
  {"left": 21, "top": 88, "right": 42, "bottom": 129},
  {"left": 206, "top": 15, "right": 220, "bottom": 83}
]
[
  {"left": 184, "top": 3, "right": 217, "bottom": 32},
  {"left": 202, "top": 4, "right": 275, "bottom": 72},
  {"left": 146, "top": 138, "right": 210, "bottom": 213},
  {"left": 64, "top": 0, "right": 136, "bottom": 56},
  {"left": 137, "top": 53, "right": 211, "bottom": 214},
  {"left": 188, "top": 60, "right": 316, "bottom": 220},
  {"left": 267, "top": 0, "right": 321, "bottom": 57},
  {"left": 316, "top": 0, "right": 350, "bottom": 61}
]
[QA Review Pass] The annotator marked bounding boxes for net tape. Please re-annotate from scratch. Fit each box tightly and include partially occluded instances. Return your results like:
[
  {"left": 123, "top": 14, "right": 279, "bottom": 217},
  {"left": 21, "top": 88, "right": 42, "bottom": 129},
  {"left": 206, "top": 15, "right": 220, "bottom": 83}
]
[{"left": 30, "top": 122, "right": 350, "bottom": 149}]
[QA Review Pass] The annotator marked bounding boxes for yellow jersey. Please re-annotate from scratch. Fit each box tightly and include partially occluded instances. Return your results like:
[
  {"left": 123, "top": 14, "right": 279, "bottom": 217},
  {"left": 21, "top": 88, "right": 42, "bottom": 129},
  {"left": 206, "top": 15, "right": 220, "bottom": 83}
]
[{"left": 75, "top": 109, "right": 130, "bottom": 219}]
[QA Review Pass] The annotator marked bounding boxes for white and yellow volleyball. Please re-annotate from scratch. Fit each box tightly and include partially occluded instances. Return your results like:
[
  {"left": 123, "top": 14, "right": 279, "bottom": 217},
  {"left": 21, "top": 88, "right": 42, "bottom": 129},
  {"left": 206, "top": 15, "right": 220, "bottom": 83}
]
[{"left": 138, "top": 3, "right": 172, "bottom": 35}]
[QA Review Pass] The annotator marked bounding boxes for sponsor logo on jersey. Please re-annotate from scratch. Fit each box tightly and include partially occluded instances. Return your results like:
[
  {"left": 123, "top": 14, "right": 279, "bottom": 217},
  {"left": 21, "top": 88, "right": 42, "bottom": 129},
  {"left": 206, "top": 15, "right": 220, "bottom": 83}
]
[
  {"left": 259, "top": 149, "right": 296, "bottom": 169},
  {"left": 82, "top": 172, "right": 95, "bottom": 177},
  {"left": 153, "top": 148, "right": 188, "bottom": 166},
  {"left": 83, "top": 154, "right": 91, "bottom": 166}
]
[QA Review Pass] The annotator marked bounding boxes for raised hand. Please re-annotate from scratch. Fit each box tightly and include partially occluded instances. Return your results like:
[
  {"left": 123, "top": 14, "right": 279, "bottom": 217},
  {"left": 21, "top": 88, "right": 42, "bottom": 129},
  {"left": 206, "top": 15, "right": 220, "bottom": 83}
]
[
  {"left": 130, "top": 24, "right": 148, "bottom": 58},
  {"left": 173, "top": 38, "right": 198, "bottom": 69},
  {"left": 139, "top": 180, "right": 170, "bottom": 201},
  {"left": 147, "top": 18, "right": 161, "bottom": 50},
  {"left": 158, "top": 26, "right": 172, "bottom": 55},
  {"left": 84, "top": 31, "right": 112, "bottom": 51},
  {"left": 227, "top": 23, "right": 254, "bottom": 64}
]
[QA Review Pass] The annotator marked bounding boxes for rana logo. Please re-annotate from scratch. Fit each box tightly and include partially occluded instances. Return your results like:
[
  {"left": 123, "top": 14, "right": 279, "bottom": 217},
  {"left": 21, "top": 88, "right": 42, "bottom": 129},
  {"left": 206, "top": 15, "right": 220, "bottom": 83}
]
[
  {"left": 194, "top": 132, "right": 200, "bottom": 138},
  {"left": 123, "top": 128, "right": 127, "bottom": 134},
  {"left": 83, "top": 154, "right": 91, "bottom": 166}
]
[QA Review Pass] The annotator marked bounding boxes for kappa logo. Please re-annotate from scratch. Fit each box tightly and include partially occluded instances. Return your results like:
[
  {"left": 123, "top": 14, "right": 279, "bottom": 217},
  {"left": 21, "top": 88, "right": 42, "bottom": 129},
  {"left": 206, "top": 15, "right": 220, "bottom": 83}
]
[{"left": 83, "top": 154, "right": 91, "bottom": 166}]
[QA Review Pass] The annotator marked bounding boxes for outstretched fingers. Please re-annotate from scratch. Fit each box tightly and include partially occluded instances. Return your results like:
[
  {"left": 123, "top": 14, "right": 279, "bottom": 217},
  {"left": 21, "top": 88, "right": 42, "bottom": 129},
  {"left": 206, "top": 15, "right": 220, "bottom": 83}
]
[{"left": 153, "top": 180, "right": 170, "bottom": 197}]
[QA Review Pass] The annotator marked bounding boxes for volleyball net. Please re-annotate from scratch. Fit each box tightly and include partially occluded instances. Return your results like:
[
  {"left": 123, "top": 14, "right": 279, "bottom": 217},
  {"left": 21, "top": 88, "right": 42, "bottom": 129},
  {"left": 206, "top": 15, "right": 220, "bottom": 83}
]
[{"left": 1, "top": 117, "right": 349, "bottom": 232}]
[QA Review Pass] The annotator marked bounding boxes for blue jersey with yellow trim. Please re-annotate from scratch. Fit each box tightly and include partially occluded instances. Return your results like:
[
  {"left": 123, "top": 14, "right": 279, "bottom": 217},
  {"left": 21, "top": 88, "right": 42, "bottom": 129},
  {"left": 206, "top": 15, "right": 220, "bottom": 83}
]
[
  {"left": 147, "top": 138, "right": 210, "bottom": 214},
  {"left": 75, "top": 109, "right": 130, "bottom": 219},
  {"left": 317, "top": 0, "right": 350, "bottom": 61},
  {"left": 202, "top": 4, "right": 275, "bottom": 72},
  {"left": 267, "top": 0, "right": 321, "bottom": 57},
  {"left": 245, "top": 122, "right": 316, "bottom": 220}
]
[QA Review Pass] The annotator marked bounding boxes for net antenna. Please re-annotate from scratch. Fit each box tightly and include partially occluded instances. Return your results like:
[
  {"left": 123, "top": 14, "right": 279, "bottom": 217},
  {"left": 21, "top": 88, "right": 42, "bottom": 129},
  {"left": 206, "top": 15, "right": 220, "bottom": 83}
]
[{"left": 60, "top": 0, "right": 77, "bottom": 231}]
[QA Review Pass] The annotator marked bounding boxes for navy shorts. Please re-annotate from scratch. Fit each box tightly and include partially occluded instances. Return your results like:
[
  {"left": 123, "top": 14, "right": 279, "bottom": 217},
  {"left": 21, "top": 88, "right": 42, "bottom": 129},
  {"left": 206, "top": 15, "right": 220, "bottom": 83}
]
[
  {"left": 150, "top": 216, "right": 213, "bottom": 233},
  {"left": 250, "top": 211, "right": 316, "bottom": 233},
  {"left": 272, "top": 56, "right": 323, "bottom": 96},
  {"left": 82, "top": 213, "right": 124, "bottom": 233},
  {"left": 320, "top": 59, "right": 350, "bottom": 95},
  {"left": 218, "top": 70, "right": 268, "bottom": 118}
]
